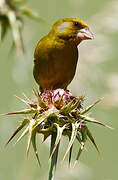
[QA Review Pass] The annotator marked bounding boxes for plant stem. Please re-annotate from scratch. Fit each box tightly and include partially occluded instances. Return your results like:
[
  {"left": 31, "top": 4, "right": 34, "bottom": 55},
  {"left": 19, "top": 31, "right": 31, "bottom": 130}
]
[{"left": 48, "top": 133, "right": 57, "bottom": 180}]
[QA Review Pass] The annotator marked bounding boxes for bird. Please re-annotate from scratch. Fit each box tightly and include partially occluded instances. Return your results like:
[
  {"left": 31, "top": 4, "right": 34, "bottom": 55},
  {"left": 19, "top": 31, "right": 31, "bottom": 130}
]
[{"left": 33, "top": 18, "right": 93, "bottom": 92}]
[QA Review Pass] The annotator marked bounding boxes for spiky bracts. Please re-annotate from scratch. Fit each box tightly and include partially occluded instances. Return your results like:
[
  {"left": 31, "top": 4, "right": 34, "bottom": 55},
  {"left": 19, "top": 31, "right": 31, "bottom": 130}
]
[
  {"left": 0, "top": 0, "right": 48, "bottom": 53},
  {"left": 4, "top": 89, "right": 111, "bottom": 168}
]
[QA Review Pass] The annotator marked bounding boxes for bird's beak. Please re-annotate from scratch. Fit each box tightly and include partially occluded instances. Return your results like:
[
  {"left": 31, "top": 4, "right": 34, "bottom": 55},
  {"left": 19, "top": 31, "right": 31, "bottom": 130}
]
[{"left": 77, "top": 27, "right": 94, "bottom": 40}]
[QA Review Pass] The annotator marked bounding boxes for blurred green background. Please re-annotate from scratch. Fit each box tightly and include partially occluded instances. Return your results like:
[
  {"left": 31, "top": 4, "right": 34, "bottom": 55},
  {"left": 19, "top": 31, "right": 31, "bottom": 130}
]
[{"left": 0, "top": 0, "right": 118, "bottom": 179}]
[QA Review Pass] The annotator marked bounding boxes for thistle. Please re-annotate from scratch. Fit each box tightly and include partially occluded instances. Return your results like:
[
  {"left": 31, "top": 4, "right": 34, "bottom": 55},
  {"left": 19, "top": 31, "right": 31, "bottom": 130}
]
[
  {"left": 0, "top": 0, "right": 48, "bottom": 53},
  {"left": 4, "top": 88, "right": 112, "bottom": 180}
]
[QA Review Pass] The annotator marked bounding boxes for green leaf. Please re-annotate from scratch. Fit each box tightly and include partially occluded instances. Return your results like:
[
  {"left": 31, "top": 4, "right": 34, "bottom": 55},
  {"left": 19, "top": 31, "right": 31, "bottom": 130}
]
[
  {"left": 15, "top": 95, "right": 31, "bottom": 107},
  {"left": 80, "top": 126, "right": 88, "bottom": 142},
  {"left": 55, "top": 141, "right": 60, "bottom": 170},
  {"left": 69, "top": 144, "right": 73, "bottom": 167},
  {"left": 50, "top": 123, "right": 66, "bottom": 159},
  {"left": 60, "top": 98, "right": 75, "bottom": 115},
  {"left": 22, "top": 93, "right": 33, "bottom": 104},
  {"left": 76, "top": 132, "right": 82, "bottom": 145},
  {"left": 79, "top": 115, "right": 112, "bottom": 129},
  {"left": 62, "top": 122, "right": 80, "bottom": 162},
  {"left": 1, "top": 22, "right": 8, "bottom": 41},
  {"left": 33, "top": 88, "right": 47, "bottom": 109},
  {"left": 73, "top": 126, "right": 87, "bottom": 167},
  {"left": 5, "top": 118, "right": 29, "bottom": 146},
  {"left": 7, "top": 10, "right": 24, "bottom": 53},
  {"left": 73, "top": 142, "right": 85, "bottom": 168},
  {"left": 80, "top": 98, "right": 102, "bottom": 115},
  {"left": 4, "top": 108, "right": 36, "bottom": 115},
  {"left": 33, "top": 116, "right": 45, "bottom": 130},
  {"left": 87, "top": 127, "right": 100, "bottom": 154},
  {"left": 20, "top": 6, "right": 49, "bottom": 26},
  {"left": 15, "top": 95, "right": 37, "bottom": 109},
  {"left": 26, "top": 119, "right": 36, "bottom": 157},
  {"left": 15, "top": 126, "right": 29, "bottom": 144},
  {"left": 71, "top": 94, "right": 85, "bottom": 111},
  {"left": 43, "top": 133, "right": 51, "bottom": 142},
  {"left": 10, "top": 0, "right": 25, "bottom": 6}
]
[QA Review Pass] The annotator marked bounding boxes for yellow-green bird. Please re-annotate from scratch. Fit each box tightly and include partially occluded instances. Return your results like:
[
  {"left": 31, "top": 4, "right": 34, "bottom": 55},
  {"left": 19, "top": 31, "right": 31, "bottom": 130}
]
[{"left": 33, "top": 18, "right": 93, "bottom": 91}]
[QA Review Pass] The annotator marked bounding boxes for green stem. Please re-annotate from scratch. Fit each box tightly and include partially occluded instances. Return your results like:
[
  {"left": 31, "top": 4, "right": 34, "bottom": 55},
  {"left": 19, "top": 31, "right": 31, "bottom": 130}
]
[{"left": 48, "top": 133, "right": 57, "bottom": 180}]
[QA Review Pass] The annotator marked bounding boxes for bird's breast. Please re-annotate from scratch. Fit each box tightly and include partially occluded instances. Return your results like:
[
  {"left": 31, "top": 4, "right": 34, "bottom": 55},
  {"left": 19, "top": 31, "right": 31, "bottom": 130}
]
[{"left": 34, "top": 40, "right": 79, "bottom": 89}]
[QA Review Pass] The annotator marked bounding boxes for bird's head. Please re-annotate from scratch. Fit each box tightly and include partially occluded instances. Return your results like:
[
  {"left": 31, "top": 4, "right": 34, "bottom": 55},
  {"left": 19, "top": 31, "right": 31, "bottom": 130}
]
[{"left": 50, "top": 18, "right": 94, "bottom": 45}]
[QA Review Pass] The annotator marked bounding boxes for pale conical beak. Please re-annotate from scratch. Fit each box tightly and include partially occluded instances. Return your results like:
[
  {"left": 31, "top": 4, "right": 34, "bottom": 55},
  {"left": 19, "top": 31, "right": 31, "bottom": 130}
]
[{"left": 77, "top": 27, "right": 94, "bottom": 40}]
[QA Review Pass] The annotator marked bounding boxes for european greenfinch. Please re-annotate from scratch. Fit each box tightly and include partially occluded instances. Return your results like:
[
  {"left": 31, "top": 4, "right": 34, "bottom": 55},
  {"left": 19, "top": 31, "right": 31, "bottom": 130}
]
[{"left": 33, "top": 18, "right": 93, "bottom": 91}]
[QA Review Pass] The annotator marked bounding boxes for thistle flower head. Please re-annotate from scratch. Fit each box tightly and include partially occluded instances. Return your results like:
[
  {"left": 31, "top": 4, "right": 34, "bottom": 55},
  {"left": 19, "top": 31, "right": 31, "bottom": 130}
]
[{"left": 4, "top": 89, "right": 112, "bottom": 167}]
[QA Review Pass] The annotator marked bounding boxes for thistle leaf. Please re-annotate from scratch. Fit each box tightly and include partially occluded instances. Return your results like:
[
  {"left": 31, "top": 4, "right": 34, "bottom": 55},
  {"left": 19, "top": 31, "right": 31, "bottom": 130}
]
[
  {"left": 55, "top": 141, "right": 60, "bottom": 170},
  {"left": 31, "top": 131, "right": 41, "bottom": 166},
  {"left": 80, "top": 99, "right": 102, "bottom": 115},
  {"left": 79, "top": 115, "right": 113, "bottom": 129},
  {"left": 60, "top": 98, "right": 75, "bottom": 115},
  {"left": 15, "top": 126, "right": 29, "bottom": 144},
  {"left": 15, "top": 95, "right": 30, "bottom": 107},
  {"left": 87, "top": 127, "right": 100, "bottom": 154},
  {"left": 73, "top": 142, "right": 85, "bottom": 168},
  {"left": 80, "top": 126, "right": 88, "bottom": 142},
  {"left": 5, "top": 118, "right": 29, "bottom": 146},
  {"left": 26, "top": 119, "right": 36, "bottom": 157},
  {"left": 71, "top": 95, "right": 85, "bottom": 111},
  {"left": 69, "top": 144, "right": 73, "bottom": 167},
  {"left": 10, "top": 0, "right": 25, "bottom": 6},
  {"left": 20, "top": 6, "right": 49, "bottom": 26},
  {"left": 1, "top": 22, "right": 8, "bottom": 41},
  {"left": 76, "top": 132, "right": 82, "bottom": 145},
  {"left": 73, "top": 126, "right": 87, "bottom": 167},
  {"left": 20, "top": 7, "right": 41, "bottom": 19},
  {"left": 7, "top": 10, "right": 24, "bottom": 53},
  {"left": 4, "top": 108, "right": 36, "bottom": 115},
  {"left": 50, "top": 124, "right": 66, "bottom": 158},
  {"left": 33, "top": 88, "right": 47, "bottom": 109},
  {"left": 43, "top": 133, "right": 51, "bottom": 142},
  {"left": 22, "top": 93, "right": 32, "bottom": 103},
  {"left": 62, "top": 122, "right": 79, "bottom": 162},
  {"left": 34, "top": 116, "right": 45, "bottom": 129},
  {"left": 15, "top": 95, "right": 37, "bottom": 109}
]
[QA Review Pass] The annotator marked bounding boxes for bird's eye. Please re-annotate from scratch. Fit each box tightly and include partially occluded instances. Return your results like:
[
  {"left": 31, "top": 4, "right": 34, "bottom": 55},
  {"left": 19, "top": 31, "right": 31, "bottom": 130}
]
[
  {"left": 74, "top": 22, "right": 79, "bottom": 26},
  {"left": 73, "top": 21, "right": 83, "bottom": 29}
]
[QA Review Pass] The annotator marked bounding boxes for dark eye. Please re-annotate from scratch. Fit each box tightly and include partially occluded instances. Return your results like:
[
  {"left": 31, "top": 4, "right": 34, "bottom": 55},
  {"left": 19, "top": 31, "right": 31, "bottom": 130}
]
[
  {"left": 73, "top": 21, "right": 83, "bottom": 29},
  {"left": 74, "top": 22, "right": 79, "bottom": 26}
]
